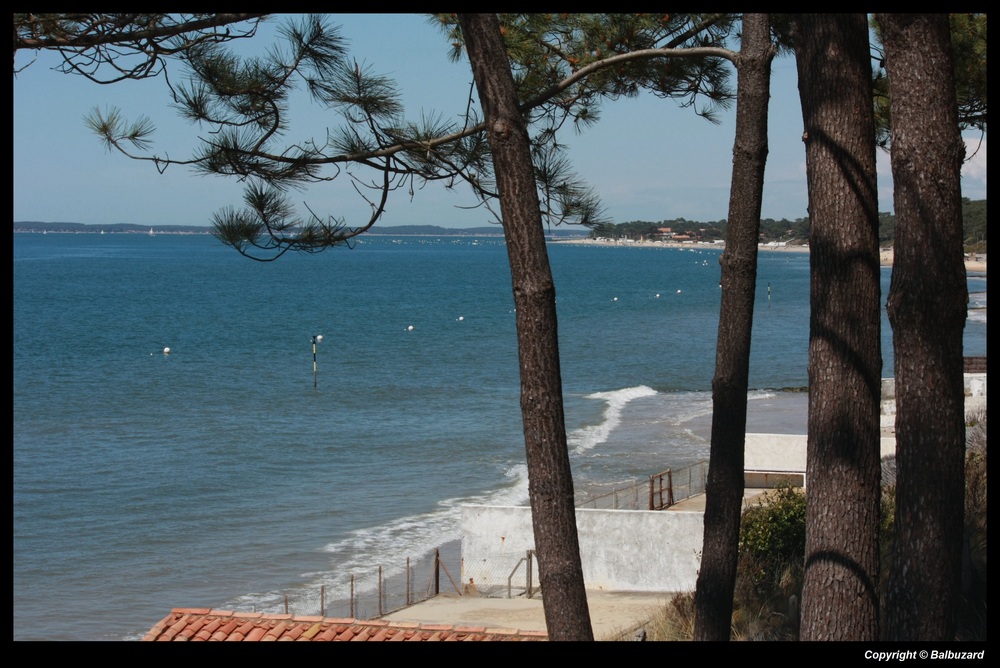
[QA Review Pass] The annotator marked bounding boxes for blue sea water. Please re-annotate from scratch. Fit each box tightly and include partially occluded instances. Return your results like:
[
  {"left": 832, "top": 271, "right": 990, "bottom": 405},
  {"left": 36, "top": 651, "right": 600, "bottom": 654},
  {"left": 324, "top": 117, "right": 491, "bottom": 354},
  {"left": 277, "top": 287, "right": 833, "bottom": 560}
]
[{"left": 12, "top": 233, "right": 986, "bottom": 640}]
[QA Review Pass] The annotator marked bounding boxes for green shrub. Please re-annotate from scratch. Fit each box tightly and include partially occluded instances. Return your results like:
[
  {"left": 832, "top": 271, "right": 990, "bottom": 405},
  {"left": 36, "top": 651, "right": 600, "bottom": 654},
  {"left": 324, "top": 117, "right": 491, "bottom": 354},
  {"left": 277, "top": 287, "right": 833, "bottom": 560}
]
[
  {"left": 739, "top": 486, "right": 807, "bottom": 559},
  {"left": 733, "top": 485, "right": 806, "bottom": 639}
]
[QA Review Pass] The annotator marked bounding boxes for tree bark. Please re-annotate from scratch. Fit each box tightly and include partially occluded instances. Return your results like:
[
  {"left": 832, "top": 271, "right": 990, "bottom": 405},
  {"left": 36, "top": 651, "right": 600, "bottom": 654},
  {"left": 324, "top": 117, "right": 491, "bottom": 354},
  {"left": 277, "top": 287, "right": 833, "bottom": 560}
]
[
  {"left": 694, "top": 13, "right": 774, "bottom": 642},
  {"left": 791, "top": 14, "right": 882, "bottom": 641},
  {"left": 457, "top": 13, "right": 594, "bottom": 642},
  {"left": 877, "top": 13, "right": 967, "bottom": 641}
]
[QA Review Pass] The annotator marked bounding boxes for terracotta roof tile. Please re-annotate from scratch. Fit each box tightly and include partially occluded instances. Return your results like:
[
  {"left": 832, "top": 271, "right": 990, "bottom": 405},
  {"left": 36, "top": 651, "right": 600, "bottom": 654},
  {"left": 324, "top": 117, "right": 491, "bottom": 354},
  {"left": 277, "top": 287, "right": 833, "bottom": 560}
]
[{"left": 143, "top": 608, "right": 547, "bottom": 642}]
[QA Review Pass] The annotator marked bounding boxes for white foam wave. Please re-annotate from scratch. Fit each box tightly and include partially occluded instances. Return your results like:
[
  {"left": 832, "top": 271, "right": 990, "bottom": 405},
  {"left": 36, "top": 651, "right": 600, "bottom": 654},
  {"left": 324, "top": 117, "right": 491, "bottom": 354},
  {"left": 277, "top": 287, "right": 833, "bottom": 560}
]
[
  {"left": 569, "top": 385, "right": 658, "bottom": 454},
  {"left": 657, "top": 390, "right": 714, "bottom": 426},
  {"left": 223, "top": 462, "right": 530, "bottom": 615},
  {"left": 966, "top": 291, "right": 986, "bottom": 323},
  {"left": 747, "top": 389, "right": 778, "bottom": 401}
]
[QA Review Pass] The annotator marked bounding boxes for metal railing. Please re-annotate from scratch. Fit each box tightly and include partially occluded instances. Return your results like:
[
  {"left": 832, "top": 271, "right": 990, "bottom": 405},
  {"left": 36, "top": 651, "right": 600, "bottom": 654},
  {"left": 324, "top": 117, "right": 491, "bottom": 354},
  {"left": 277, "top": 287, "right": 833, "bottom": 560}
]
[
  {"left": 268, "top": 548, "right": 464, "bottom": 620},
  {"left": 576, "top": 460, "right": 709, "bottom": 511},
  {"left": 507, "top": 550, "right": 536, "bottom": 599}
]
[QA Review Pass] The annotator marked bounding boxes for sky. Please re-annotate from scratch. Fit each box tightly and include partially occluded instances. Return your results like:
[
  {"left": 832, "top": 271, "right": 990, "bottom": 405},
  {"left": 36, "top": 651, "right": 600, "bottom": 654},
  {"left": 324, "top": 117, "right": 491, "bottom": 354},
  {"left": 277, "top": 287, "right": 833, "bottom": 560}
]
[{"left": 13, "top": 14, "right": 988, "bottom": 229}]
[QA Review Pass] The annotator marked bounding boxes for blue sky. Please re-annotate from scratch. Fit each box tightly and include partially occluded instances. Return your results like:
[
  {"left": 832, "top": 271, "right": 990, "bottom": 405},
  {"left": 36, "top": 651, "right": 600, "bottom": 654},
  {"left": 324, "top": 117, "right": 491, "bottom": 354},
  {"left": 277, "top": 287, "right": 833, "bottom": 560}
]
[{"left": 13, "top": 14, "right": 987, "bottom": 229}]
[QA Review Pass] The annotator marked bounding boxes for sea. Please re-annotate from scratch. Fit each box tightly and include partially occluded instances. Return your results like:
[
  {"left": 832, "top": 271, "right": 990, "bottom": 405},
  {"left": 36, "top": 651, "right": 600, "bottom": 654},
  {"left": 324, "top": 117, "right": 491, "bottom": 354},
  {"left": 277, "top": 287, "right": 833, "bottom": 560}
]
[{"left": 13, "top": 232, "right": 987, "bottom": 641}]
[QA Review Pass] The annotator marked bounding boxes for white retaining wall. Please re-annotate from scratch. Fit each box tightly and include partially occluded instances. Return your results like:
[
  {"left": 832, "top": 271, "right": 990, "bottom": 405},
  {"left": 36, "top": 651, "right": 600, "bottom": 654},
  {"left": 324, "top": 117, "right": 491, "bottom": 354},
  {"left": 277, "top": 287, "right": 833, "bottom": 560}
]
[
  {"left": 745, "top": 433, "right": 897, "bottom": 478},
  {"left": 461, "top": 505, "right": 704, "bottom": 593}
]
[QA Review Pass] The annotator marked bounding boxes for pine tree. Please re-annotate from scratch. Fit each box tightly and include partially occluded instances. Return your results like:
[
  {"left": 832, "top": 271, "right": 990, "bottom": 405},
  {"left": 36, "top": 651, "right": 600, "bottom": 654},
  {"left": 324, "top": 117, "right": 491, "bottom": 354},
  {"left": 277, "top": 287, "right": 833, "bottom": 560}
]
[
  {"left": 13, "top": 14, "right": 267, "bottom": 82},
  {"left": 458, "top": 13, "right": 594, "bottom": 640},
  {"left": 877, "top": 13, "right": 968, "bottom": 641},
  {"left": 791, "top": 13, "right": 882, "bottom": 641},
  {"left": 694, "top": 13, "right": 775, "bottom": 640}
]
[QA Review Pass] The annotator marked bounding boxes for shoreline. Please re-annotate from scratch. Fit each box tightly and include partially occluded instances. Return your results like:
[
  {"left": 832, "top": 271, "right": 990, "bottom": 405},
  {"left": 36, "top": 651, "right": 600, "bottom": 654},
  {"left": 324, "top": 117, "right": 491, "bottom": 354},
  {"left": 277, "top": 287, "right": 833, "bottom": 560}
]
[{"left": 552, "top": 238, "right": 987, "bottom": 275}]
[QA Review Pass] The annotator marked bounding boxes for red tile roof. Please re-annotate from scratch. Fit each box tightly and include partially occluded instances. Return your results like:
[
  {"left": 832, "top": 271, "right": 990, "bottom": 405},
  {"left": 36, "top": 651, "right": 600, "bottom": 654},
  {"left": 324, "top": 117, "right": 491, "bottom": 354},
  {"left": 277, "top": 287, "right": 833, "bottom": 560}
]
[{"left": 143, "top": 608, "right": 548, "bottom": 642}]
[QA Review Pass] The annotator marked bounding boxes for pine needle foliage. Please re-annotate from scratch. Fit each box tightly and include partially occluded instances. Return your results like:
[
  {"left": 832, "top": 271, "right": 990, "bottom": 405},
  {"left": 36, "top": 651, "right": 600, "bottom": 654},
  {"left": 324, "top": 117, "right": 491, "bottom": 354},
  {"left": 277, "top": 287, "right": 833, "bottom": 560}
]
[
  {"left": 14, "top": 13, "right": 267, "bottom": 83},
  {"left": 80, "top": 14, "right": 756, "bottom": 260}
]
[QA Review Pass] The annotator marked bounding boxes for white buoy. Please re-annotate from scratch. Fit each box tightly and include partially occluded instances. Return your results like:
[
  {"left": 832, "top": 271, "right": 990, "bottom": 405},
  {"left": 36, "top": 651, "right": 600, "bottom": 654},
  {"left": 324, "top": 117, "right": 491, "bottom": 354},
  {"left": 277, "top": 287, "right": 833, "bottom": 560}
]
[
  {"left": 458, "top": 316, "right": 464, "bottom": 321},
  {"left": 676, "top": 289, "right": 682, "bottom": 294},
  {"left": 613, "top": 297, "right": 618, "bottom": 301},
  {"left": 163, "top": 347, "right": 171, "bottom": 355},
  {"left": 655, "top": 293, "right": 661, "bottom": 298},
  {"left": 407, "top": 325, "right": 414, "bottom": 331}
]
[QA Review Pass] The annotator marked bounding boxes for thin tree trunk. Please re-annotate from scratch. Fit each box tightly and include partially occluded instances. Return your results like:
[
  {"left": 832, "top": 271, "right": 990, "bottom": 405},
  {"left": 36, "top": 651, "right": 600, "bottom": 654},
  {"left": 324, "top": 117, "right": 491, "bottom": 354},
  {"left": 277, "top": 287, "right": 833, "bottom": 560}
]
[
  {"left": 877, "top": 13, "right": 967, "bottom": 641},
  {"left": 694, "top": 13, "right": 774, "bottom": 641},
  {"left": 791, "top": 13, "right": 882, "bottom": 641},
  {"left": 457, "top": 13, "right": 594, "bottom": 642}
]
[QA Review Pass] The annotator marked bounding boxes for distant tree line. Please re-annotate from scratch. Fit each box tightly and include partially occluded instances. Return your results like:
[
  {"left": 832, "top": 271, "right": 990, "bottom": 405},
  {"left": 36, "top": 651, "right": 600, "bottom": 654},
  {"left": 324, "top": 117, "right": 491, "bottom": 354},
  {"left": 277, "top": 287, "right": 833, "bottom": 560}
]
[
  {"left": 588, "top": 198, "right": 987, "bottom": 250},
  {"left": 15, "top": 197, "right": 986, "bottom": 251},
  {"left": 12, "top": 221, "right": 213, "bottom": 234},
  {"left": 11, "top": 222, "right": 585, "bottom": 237}
]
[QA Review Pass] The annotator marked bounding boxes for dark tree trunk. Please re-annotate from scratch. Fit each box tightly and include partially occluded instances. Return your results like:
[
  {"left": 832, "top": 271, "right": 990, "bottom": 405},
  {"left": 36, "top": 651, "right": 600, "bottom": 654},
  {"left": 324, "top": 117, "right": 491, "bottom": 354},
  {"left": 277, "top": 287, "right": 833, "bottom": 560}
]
[
  {"left": 457, "top": 13, "right": 594, "bottom": 642},
  {"left": 791, "top": 14, "right": 882, "bottom": 641},
  {"left": 693, "top": 13, "right": 774, "bottom": 642},
  {"left": 877, "top": 13, "right": 967, "bottom": 641}
]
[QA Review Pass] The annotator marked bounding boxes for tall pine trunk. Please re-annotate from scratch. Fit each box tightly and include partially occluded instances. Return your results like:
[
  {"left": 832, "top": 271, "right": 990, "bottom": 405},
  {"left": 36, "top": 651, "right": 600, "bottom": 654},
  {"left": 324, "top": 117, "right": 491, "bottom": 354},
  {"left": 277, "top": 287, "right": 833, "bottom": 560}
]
[
  {"left": 877, "top": 13, "right": 967, "bottom": 641},
  {"left": 792, "top": 14, "right": 882, "bottom": 641},
  {"left": 694, "top": 13, "right": 774, "bottom": 641},
  {"left": 458, "top": 13, "right": 594, "bottom": 642}
]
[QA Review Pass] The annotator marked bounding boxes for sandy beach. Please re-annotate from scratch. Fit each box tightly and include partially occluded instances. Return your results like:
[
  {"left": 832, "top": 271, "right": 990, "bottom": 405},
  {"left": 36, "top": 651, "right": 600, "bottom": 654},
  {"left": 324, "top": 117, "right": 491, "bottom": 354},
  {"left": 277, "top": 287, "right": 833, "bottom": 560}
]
[
  {"left": 879, "top": 247, "right": 987, "bottom": 274},
  {"left": 555, "top": 238, "right": 986, "bottom": 275}
]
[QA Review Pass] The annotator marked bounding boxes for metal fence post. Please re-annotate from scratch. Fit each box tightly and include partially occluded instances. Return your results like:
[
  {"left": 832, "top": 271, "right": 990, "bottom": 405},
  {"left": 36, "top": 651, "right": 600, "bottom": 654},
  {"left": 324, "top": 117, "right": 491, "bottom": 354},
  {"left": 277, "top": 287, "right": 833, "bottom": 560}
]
[
  {"left": 378, "top": 565, "right": 384, "bottom": 617},
  {"left": 434, "top": 548, "right": 441, "bottom": 596},
  {"left": 526, "top": 550, "right": 535, "bottom": 598}
]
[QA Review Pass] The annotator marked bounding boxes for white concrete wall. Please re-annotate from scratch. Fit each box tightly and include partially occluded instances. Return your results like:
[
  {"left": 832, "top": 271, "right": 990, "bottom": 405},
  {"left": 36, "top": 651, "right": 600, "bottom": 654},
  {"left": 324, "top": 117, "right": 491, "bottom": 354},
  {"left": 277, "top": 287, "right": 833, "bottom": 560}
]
[
  {"left": 745, "top": 433, "right": 896, "bottom": 477},
  {"left": 461, "top": 505, "right": 704, "bottom": 593},
  {"left": 745, "top": 433, "right": 807, "bottom": 472},
  {"left": 965, "top": 373, "right": 987, "bottom": 415}
]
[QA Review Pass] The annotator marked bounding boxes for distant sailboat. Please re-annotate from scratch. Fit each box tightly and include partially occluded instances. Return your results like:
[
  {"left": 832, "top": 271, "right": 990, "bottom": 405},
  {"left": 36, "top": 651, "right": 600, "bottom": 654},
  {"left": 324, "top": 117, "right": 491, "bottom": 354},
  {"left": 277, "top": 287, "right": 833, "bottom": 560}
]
[{"left": 149, "top": 227, "right": 155, "bottom": 236}]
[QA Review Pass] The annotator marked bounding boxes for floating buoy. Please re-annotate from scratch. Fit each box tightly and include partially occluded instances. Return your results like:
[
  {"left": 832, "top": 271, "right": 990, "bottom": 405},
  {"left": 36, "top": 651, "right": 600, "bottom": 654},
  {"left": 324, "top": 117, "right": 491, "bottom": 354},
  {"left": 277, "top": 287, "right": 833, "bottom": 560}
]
[
  {"left": 613, "top": 297, "right": 618, "bottom": 301},
  {"left": 163, "top": 347, "right": 171, "bottom": 355},
  {"left": 407, "top": 325, "right": 414, "bottom": 331},
  {"left": 676, "top": 289, "right": 682, "bottom": 294},
  {"left": 458, "top": 316, "right": 464, "bottom": 321},
  {"left": 655, "top": 293, "right": 661, "bottom": 298}
]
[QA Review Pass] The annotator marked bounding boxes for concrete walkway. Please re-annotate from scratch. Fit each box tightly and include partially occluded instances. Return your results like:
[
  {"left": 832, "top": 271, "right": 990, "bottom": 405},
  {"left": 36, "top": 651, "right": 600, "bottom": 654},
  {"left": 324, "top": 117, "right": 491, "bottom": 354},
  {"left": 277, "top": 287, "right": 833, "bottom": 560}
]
[
  {"left": 668, "top": 487, "right": 771, "bottom": 512},
  {"left": 380, "top": 589, "right": 671, "bottom": 639}
]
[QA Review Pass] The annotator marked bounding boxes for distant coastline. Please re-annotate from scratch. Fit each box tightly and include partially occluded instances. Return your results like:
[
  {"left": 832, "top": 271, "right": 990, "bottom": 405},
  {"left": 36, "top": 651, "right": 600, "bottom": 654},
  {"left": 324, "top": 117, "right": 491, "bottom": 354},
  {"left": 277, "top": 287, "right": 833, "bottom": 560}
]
[
  {"left": 11, "top": 221, "right": 586, "bottom": 239},
  {"left": 555, "top": 238, "right": 987, "bottom": 274},
  {"left": 552, "top": 236, "right": 806, "bottom": 250},
  {"left": 13, "top": 221, "right": 214, "bottom": 235},
  {"left": 12, "top": 221, "right": 986, "bottom": 274}
]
